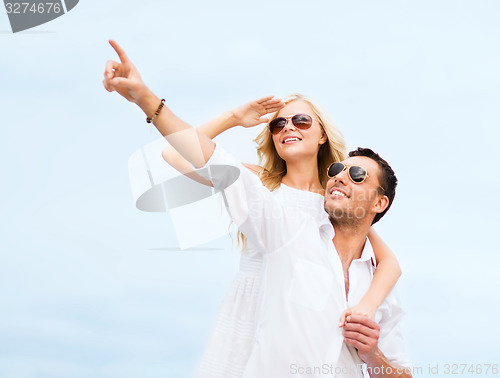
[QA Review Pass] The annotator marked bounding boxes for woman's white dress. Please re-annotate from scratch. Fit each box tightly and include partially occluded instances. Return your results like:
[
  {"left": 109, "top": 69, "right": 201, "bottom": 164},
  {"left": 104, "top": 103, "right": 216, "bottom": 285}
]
[
  {"left": 195, "top": 146, "right": 327, "bottom": 378},
  {"left": 196, "top": 243, "right": 264, "bottom": 377}
]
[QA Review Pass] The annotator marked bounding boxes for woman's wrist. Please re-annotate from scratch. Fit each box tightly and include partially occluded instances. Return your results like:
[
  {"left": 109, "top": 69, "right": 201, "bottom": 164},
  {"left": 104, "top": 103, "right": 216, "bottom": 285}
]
[
  {"left": 210, "top": 111, "right": 240, "bottom": 134},
  {"left": 358, "top": 298, "right": 379, "bottom": 314},
  {"left": 226, "top": 109, "right": 244, "bottom": 128},
  {"left": 135, "top": 88, "right": 158, "bottom": 113}
]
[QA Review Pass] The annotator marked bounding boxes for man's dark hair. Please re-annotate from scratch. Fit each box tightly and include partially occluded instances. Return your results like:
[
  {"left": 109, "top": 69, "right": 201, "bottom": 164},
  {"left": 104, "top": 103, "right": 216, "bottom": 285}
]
[{"left": 348, "top": 147, "right": 398, "bottom": 224}]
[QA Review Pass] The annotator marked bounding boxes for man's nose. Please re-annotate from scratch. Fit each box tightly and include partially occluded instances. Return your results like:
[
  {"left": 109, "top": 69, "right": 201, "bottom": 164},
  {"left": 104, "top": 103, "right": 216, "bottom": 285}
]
[{"left": 333, "top": 168, "right": 349, "bottom": 185}]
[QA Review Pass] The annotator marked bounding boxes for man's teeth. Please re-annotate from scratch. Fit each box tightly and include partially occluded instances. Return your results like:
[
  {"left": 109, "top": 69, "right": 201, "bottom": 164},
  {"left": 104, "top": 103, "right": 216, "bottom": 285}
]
[
  {"left": 331, "top": 189, "right": 347, "bottom": 198},
  {"left": 283, "top": 137, "right": 300, "bottom": 143}
]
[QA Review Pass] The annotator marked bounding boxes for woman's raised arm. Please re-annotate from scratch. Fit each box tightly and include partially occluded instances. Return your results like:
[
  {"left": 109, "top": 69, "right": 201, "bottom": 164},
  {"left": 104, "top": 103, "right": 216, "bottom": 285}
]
[
  {"left": 103, "top": 39, "right": 214, "bottom": 168},
  {"left": 161, "top": 96, "right": 283, "bottom": 184}
]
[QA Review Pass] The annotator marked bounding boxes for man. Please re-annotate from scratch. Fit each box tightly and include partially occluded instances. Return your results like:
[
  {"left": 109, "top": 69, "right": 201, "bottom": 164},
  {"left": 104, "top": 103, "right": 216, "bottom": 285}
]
[{"left": 324, "top": 147, "right": 412, "bottom": 377}]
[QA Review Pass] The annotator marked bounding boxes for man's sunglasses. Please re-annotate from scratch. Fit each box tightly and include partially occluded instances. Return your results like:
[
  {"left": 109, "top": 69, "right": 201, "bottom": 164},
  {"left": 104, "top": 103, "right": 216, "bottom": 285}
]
[
  {"left": 327, "top": 162, "right": 385, "bottom": 192},
  {"left": 268, "top": 113, "right": 315, "bottom": 134}
]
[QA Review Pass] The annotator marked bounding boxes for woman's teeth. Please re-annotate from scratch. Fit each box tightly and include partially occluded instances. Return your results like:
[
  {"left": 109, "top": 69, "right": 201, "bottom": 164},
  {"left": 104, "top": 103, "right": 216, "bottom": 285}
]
[{"left": 283, "top": 137, "right": 300, "bottom": 144}]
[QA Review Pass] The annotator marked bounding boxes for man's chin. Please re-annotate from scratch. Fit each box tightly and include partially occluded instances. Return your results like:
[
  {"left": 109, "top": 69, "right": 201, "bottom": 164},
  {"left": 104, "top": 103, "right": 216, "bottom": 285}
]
[
  {"left": 326, "top": 205, "right": 366, "bottom": 228},
  {"left": 324, "top": 202, "right": 345, "bottom": 217},
  {"left": 325, "top": 206, "right": 346, "bottom": 221}
]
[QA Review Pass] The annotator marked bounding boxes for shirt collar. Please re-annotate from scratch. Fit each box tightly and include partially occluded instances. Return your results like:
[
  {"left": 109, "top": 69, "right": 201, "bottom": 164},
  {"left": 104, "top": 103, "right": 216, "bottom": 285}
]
[
  {"left": 319, "top": 213, "right": 335, "bottom": 240},
  {"left": 356, "top": 237, "right": 377, "bottom": 267},
  {"left": 320, "top": 216, "right": 376, "bottom": 267}
]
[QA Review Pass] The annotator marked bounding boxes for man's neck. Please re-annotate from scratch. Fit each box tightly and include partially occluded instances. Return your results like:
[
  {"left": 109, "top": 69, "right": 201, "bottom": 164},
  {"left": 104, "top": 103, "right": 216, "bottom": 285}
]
[
  {"left": 332, "top": 224, "right": 369, "bottom": 267},
  {"left": 331, "top": 220, "right": 372, "bottom": 298}
]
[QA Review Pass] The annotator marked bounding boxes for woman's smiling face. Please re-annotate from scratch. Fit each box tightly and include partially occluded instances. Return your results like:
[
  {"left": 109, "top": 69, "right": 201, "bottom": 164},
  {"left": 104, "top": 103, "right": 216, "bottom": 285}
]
[{"left": 271, "top": 100, "right": 327, "bottom": 163}]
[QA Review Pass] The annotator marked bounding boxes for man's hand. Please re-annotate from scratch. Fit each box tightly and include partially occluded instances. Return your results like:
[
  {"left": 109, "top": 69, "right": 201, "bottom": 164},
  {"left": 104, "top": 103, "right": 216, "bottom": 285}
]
[
  {"left": 343, "top": 315, "right": 412, "bottom": 377},
  {"left": 343, "top": 314, "right": 380, "bottom": 362}
]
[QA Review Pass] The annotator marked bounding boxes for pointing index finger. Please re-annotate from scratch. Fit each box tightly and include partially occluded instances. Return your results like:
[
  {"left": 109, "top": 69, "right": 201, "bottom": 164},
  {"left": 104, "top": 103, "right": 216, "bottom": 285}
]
[{"left": 109, "top": 39, "right": 129, "bottom": 63}]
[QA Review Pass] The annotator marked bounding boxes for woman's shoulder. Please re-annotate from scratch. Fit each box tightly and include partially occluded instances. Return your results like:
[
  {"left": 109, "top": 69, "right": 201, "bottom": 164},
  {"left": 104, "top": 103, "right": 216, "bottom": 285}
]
[{"left": 242, "top": 163, "right": 266, "bottom": 178}]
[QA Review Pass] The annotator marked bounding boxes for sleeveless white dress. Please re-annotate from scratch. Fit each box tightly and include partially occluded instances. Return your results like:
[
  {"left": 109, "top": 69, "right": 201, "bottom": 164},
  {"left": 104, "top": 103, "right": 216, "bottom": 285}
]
[
  {"left": 196, "top": 242, "right": 264, "bottom": 377},
  {"left": 196, "top": 183, "right": 326, "bottom": 378}
]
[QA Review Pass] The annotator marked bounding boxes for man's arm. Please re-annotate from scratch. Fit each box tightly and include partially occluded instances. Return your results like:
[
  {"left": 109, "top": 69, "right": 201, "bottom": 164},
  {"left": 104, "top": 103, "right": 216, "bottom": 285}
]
[{"left": 343, "top": 314, "right": 412, "bottom": 378}]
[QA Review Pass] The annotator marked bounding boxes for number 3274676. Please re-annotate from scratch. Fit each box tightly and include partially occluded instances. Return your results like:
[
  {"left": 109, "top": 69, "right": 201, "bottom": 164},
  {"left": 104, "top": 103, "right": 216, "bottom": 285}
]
[{"left": 5, "top": 2, "right": 62, "bottom": 14}]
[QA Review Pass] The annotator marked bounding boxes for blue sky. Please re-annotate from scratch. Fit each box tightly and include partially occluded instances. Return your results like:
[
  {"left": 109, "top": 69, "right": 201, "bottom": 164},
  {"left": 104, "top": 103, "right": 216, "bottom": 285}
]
[{"left": 1, "top": 0, "right": 500, "bottom": 377}]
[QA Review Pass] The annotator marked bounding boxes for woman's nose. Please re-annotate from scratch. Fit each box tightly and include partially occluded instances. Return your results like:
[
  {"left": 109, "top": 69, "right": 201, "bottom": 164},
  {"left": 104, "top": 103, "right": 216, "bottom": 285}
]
[{"left": 282, "top": 119, "right": 296, "bottom": 132}]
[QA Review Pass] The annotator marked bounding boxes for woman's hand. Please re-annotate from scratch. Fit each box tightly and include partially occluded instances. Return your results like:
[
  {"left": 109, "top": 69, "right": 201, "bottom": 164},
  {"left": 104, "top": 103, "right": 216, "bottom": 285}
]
[
  {"left": 231, "top": 96, "right": 284, "bottom": 128},
  {"left": 339, "top": 302, "right": 377, "bottom": 327},
  {"left": 102, "top": 40, "right": 152, "bottom": 105}
]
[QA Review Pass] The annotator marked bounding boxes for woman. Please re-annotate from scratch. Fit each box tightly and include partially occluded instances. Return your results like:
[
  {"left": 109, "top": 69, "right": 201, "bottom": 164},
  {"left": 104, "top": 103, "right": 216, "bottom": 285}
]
[{"left": 103, "top": 40, "right": 401, "bottom": 377}]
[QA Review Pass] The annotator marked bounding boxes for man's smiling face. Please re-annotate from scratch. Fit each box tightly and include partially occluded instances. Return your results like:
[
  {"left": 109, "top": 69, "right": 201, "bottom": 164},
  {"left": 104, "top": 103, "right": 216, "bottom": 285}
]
[{"left": 324, "top": 156, "right": 387, "bottom": 226}]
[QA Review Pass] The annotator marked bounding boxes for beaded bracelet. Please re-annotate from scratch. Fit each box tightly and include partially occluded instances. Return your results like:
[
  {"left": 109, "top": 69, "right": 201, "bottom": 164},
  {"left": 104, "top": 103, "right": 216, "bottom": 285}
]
[{"left": 146, "top": 99, "right": 166, "bottom": 123}]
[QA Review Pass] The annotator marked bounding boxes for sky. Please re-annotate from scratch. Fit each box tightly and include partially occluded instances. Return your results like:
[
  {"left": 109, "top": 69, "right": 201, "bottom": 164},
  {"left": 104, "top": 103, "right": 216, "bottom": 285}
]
[{"left": 1, "top": 0, "right": 500, "bottom": 377}]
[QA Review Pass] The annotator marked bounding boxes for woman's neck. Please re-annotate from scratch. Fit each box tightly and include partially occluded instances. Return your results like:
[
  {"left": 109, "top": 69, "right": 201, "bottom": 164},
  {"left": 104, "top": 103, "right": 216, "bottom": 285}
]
[{"left": 281, "top": 158, "right": 324, "bottom": 195}]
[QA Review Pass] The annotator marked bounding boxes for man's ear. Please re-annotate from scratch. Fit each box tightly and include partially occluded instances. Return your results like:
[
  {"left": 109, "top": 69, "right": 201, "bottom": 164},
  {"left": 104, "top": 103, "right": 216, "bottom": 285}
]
[{"left": 373, "top": 194, "right": 389, "bottom": 215}]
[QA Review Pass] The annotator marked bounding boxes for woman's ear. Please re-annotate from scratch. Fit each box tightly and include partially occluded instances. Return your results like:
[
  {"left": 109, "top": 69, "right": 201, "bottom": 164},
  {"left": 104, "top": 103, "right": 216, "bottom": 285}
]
[{"left": 319, "top": 131, "right": 328, "bottom": 145}]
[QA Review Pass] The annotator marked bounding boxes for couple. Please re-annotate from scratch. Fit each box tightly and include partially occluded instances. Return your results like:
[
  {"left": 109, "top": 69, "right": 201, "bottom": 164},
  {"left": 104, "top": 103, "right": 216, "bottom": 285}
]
[{"left": 103, "top": 40, "right": 412, "bottom": 377}]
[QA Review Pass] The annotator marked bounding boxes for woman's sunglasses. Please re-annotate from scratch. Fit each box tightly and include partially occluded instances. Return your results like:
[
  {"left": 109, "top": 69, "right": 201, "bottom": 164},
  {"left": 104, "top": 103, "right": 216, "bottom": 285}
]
[
  {"left": 327, "top": 162, "right": 385, "bottom": 191},
  {"left": 268, "top": 113, "right": 315, "bottom": 134}
]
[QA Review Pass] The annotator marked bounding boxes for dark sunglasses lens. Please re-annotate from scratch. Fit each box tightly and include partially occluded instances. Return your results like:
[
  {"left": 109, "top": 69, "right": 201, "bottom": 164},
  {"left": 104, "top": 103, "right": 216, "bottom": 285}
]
[
  {"left": 349, "top": 166, "right": 367, "bottom": 183},
  {"left": 291, "top": 114, "right": 313, "bottom": 129},
  {"left": 328, "top": 163, "right": 344, "bottom": 177},
  {"left": 269, "top": 117, "right": 286, "bottom": 133}
]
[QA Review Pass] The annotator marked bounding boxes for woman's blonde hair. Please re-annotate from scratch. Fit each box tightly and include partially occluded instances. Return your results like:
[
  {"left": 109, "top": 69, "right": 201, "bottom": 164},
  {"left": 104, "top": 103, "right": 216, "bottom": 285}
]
[{"left": 238, "top": 94, "right": 347, "bottom": 249}]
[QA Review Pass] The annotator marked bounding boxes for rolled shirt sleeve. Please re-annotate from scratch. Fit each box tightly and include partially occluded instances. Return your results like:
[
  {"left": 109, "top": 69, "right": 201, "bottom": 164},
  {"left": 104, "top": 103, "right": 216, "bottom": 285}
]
[{"left": 376, "top": 289, "right": 412, "bottom": 369}]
